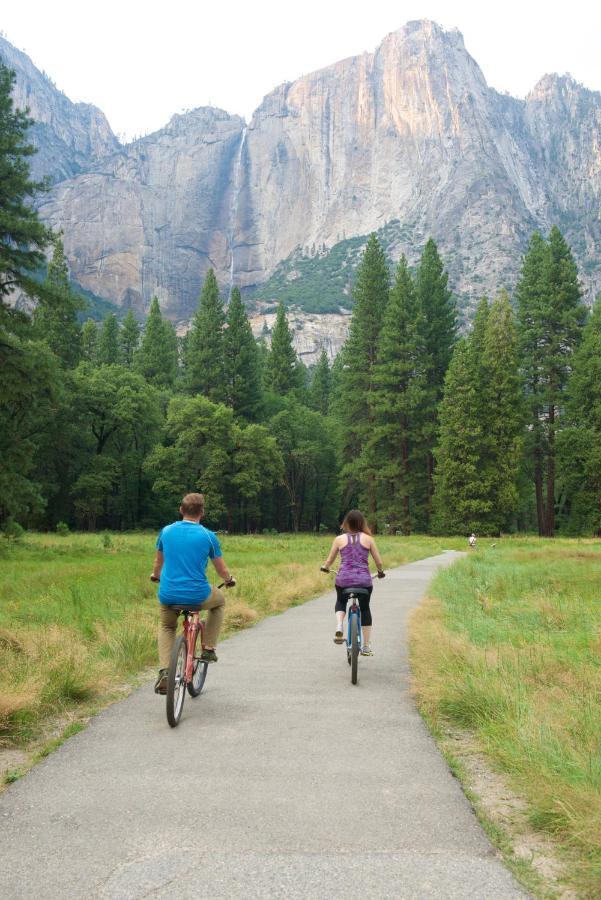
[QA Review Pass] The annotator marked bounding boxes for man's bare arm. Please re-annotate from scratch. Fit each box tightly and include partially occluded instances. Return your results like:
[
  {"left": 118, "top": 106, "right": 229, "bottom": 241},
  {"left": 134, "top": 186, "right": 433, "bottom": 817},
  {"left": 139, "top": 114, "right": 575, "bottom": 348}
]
[
  {"left": 211, "top": 556, "right": 234, "bottom": 583},
  {"left": 151, "top": 550, "right": 164, "bottom": 581}
]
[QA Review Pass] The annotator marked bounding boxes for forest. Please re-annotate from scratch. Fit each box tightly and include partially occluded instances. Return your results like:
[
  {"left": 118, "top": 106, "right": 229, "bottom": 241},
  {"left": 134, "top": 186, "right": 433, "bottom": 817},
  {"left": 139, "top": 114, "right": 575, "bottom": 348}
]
[{"left": 1, "top": 57, "right": 599, "bottom": 538}]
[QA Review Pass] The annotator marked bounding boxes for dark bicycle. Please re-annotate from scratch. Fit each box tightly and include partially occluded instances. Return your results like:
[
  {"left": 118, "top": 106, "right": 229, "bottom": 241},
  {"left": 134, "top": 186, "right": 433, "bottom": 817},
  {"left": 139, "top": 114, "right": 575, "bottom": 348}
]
[{"left": 342, "top": 586, "right": 368, "bottom": 685}]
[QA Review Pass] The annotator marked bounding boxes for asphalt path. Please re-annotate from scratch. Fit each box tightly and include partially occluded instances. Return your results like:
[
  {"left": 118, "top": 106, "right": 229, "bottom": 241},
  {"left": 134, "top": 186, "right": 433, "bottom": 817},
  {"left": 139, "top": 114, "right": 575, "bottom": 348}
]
[{"left": 0, "top": 552, "right": 526, "bottom": 899}]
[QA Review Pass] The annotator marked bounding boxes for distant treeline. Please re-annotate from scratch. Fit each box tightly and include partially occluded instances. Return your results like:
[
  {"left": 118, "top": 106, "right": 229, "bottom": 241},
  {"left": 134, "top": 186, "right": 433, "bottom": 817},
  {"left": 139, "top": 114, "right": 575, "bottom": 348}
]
[{"left": 1, "top": 56, "right": 599, "bottom": 536}]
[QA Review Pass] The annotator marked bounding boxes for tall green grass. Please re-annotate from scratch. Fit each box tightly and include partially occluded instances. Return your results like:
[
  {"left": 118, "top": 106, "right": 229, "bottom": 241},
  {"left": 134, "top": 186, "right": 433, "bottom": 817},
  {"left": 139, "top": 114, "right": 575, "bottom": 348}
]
[
  {"left": 411, "top": 539, "right": 601, "bottom": 896},
  {"left": 0, "top": 531, "right": 461, "bottom": 745}
]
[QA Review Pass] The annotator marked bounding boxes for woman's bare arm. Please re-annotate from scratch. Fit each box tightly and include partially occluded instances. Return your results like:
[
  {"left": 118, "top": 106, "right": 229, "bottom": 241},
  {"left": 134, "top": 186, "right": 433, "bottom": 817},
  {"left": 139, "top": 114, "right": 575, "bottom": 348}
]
[
  {"left": 322, "top": 537, "right": 340, "bottom": 569},
  {"left": 369, "top": 539, "right": 384, "bottom": 572}
]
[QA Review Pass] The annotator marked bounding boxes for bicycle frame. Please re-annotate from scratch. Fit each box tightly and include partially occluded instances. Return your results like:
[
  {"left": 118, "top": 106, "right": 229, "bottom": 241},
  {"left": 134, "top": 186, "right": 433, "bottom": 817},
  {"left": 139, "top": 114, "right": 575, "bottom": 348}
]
[
  {"left": 182, "top": 611, "right": 205, "bottom": 682},
  {"left": 346, "top": 597, "right": 362, "bottom": 647}
]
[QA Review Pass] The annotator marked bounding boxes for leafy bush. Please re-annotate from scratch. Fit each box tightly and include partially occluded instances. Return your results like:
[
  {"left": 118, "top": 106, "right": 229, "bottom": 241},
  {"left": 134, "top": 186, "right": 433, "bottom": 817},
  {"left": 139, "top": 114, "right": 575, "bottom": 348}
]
[
  {"left": 1, "top": 519, "right": 24, "bottom": 542},
  {"left": 56, "top": 522, "right": 70, "bottom": 536}
]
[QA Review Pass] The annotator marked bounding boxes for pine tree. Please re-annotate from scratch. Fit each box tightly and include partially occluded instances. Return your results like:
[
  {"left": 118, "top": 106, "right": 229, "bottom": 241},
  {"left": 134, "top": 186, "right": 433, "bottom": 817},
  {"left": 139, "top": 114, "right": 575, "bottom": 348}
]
[
  {"left": 97, "top": 314, "right": 121, "bottom": 365},
  {"left": 558, "top": 297, "right": 601, "bottom": 533},
  {"left": 337, "top": 234, "right": 390, "bottom": 521},
  {"left": 135, "top": 297, "right": 177, "bottom": 388},
  {"left": 265, "top": 303, "right": 302, "bottom": 396},
  {"left": 516, "top": 228, "right": 586, "bottom": 536},
  {"left": 81, "top": 319, "right": 98, "bottom": 363},
  {"left": 185, "top": 269, "right": 226, "bottom": 401},
  {"left": 481, "top": 290, "right": 524, "bottom": 532},
  {"left": 33, "top": 236, "right": 83, "bottom": 367},
  {"left": 368, "top": 256, "right": 428, "bottom": 533},
  {"left": 224, "top": 286, "right": 263, "bottom": 420},
  {"left": 120, "top": 308, "right": 140, "bottom": 367},
  {"left": 414, "top": 238, "right": 456, "bottom": 524},
  {"left": 416, "top": 238, "right": 456, "bottom": 393},
  {"left": 309, "top": 349, "right": 331, "bottom": 415},
  {"left": 0, "top": 59, "right": 53, "bottom": 320},
  {"left": 432, "top": 339, "right": 492, "bottom": 533}
]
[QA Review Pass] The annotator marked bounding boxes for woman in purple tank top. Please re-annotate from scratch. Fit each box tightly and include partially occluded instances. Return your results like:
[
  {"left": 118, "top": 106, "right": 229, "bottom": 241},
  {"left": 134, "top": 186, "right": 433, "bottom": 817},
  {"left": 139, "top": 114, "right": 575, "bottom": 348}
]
[{"left": 320, "top": 509, "right": 385, "bottom": 656}]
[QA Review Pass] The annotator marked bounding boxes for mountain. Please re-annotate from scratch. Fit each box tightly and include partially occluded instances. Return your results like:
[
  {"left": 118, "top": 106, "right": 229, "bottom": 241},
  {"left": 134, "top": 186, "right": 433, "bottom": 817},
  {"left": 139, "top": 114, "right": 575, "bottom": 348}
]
[
  {"left": 3, "top": 22, "right": 601, "bottom": 323},
  {"left": 0, "top": 34, "right": 118, "bottom": 182}
]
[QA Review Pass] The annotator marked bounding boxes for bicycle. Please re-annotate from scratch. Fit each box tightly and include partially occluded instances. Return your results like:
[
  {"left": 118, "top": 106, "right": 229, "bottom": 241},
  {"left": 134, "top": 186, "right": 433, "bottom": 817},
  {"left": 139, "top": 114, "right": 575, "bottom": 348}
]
[
  {"left": 152, "top": 579, "right": 235, "bottom": 728},
  {"left": 321, "top": 567, "right": 379, "bottom": 686},
  {"left": 342, "top": 586, "right": 369, "bottom": 685}
]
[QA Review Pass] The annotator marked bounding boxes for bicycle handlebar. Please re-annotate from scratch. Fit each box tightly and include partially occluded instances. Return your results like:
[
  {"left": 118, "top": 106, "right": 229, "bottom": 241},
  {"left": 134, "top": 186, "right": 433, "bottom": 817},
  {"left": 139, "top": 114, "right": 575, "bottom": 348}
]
[{"left": 320, "top": 566, "right": 385, "bottom": 579}]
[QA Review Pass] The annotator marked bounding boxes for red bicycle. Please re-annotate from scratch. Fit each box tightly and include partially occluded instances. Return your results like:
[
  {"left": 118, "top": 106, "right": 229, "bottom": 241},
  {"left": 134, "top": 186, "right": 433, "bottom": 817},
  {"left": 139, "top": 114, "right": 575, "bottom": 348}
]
[{"left": 163, "top": 580, "right": 235, "bottom": 728}]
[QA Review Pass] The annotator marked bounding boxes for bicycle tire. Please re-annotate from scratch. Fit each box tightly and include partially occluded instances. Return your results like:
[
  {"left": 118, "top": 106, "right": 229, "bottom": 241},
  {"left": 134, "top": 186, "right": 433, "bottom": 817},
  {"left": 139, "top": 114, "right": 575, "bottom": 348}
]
[
  {"left": 166, "top": 634, "right": 187, "bottom": 727},
  {"left": 350, "top": 615, "right": 359, "bottom": 685},
  {"left": 188, "top": 653, "right": 208, "bottom": 698}
]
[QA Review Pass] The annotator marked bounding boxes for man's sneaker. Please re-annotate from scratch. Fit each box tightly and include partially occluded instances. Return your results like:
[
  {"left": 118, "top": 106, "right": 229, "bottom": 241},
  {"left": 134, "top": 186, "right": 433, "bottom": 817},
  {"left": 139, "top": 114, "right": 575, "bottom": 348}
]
[
  {"left": 333, "top": 631, "right": 344, "bottom": 644},
  {"left": 361, "top": 645, "right": 374, "bottom": 656},
  {"left": 154, "top": 668, "right": 168, "bottom": 694},
  {"left": 201, "top": 648, "right": 218, "bottom": 663}
]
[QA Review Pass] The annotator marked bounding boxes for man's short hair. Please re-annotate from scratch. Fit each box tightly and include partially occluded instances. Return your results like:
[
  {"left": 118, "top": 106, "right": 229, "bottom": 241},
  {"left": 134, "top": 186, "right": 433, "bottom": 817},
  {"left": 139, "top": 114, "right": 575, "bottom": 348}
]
[{"left": 181, "top": 493, "right": 205, "bottom": 516}]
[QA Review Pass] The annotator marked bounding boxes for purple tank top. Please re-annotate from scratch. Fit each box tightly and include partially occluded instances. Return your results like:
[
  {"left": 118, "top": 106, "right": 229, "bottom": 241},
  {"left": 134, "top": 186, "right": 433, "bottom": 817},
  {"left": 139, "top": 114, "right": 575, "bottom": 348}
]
[{"left": 336, "top": 533, "right": 372, "bottom": 588}]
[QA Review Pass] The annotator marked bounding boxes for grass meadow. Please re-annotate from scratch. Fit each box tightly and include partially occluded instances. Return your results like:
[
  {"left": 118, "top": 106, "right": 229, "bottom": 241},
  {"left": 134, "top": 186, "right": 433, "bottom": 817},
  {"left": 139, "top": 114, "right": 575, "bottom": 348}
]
[
  {"left": 411, "top": 539, "right": 601, "bottom": 896},
  {"left": 0, "top": 531, "right": 461, "bottom": 749}
]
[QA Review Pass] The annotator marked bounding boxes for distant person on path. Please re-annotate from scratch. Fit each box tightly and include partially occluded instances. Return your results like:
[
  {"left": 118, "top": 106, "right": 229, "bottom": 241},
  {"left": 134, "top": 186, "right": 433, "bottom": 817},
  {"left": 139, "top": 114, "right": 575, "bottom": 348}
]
[
  {"left": 468, "top": 533, "right": 477, "bottom": 549},
  {"left": 150, "top": 492, "right": 235, "bottom": 695},
  {"left": 320, "top": 509, "right": 385, "bottom": 656}
]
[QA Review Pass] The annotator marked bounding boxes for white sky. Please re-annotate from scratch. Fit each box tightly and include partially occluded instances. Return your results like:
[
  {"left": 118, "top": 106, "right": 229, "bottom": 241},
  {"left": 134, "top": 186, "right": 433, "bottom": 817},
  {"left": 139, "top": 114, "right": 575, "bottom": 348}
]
[{"left": 2, "top": 0, "right": 600, "bottom": 142}]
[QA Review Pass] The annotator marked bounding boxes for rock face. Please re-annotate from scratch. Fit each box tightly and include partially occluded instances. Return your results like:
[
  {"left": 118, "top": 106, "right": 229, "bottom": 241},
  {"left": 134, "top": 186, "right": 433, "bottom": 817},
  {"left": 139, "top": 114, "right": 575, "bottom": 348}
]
[
  {"left": 0, "top": 35, "right": 118, "bottom": 182},
  {"left": 38, "top": 109, "right": 245, "bottom": 317},
  {"left": 249, "top": 305, "right": 350, "bottom": 365},
  {"left": 4, "top": 21, "right": 601, "bottom": 320}
]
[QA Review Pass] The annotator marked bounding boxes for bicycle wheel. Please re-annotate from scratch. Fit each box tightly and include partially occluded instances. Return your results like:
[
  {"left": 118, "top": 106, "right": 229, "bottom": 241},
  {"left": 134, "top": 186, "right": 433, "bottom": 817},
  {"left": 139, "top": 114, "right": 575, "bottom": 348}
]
[
  {"left": 166, "top": 634, "right": 187, "bottom": 727},
  {"left": 350, "top": 615, "right": 359, "bottom": 685},
  {"left": 188, "top": 638, "right": 208, "bottom": 697}
]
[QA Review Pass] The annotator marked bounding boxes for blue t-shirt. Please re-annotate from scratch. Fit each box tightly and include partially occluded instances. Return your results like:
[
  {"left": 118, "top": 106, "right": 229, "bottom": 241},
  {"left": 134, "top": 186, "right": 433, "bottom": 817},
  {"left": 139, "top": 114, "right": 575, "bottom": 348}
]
[{"left": 156, "top": 521, "right": 222, "bottom": 605}]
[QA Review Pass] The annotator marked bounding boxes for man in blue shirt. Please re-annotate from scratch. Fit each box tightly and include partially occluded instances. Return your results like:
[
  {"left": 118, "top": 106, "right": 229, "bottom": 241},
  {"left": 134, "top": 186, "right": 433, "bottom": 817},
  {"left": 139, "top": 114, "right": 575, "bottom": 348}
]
[{"left": 150, "top": 492, "right": 235, "bottom": 694}]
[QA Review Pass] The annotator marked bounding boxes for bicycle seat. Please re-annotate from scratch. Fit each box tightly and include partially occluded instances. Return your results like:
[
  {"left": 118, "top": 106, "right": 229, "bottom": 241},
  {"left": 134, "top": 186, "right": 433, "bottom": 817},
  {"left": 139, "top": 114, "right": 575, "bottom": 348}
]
[
  {"left": 341, "top": 587, "right": 370, "bottom": 598},
  {"left": 166, "top": 605, "right": 202, "bottom": 614}
]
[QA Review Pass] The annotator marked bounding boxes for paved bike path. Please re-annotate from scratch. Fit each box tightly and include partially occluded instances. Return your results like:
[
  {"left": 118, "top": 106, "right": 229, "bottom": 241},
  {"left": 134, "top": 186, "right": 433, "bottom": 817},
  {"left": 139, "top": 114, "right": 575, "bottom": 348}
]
[{"left": 0, "top": 552, "right": 526, "bottom": 899}]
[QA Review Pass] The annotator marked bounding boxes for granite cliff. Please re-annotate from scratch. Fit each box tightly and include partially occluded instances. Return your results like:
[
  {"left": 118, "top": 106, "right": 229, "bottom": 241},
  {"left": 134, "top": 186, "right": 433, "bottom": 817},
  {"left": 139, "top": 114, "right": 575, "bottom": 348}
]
[{"left": 3, "top": 21, "right": 600, "bottom": 327}]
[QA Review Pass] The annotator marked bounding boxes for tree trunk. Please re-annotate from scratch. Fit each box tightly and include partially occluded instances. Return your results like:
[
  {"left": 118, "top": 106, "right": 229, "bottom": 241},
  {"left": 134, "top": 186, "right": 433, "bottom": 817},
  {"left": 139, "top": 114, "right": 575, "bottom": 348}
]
[{"left": 544, "top": 406, "right": 555, "bottom": 537}]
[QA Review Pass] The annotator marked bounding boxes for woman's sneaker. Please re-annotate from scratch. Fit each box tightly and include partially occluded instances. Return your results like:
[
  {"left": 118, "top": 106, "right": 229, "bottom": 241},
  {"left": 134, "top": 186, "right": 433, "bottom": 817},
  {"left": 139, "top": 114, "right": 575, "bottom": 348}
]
[
  {"left": 333, "top": 631, "right": 344, "bottom": 644},
  {"left": 154, "top": 668, "right": 168, "bottom": 694},
  {"left": 361, "top": 644, "right": 374, "bottom": 656},
  {"left": 201, "top": 648, "right": 218, "bottom": 663}
]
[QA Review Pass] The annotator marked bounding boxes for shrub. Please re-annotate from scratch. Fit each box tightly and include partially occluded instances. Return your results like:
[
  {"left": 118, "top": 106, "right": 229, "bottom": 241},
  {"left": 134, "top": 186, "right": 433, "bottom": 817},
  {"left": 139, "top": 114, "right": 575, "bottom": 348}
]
[
  {"left": 56, "top": 521, "right": 70, "bottom": 536},
  {"left": 1, "top": 519, "right": 25, "bottom": 542}
]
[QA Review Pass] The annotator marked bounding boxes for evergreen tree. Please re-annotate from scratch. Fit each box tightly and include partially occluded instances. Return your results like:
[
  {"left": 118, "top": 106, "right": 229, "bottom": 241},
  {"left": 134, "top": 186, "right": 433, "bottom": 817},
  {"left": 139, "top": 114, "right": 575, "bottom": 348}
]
[
  {"left": 33, "top": 236, "right": 83, "bottom": 367},
  {"left": 368, "top": 256, "right": 429, "bottom": 533},
  {"left": 516, "top": 228, "right": 586, "bottom": 536},
  {"left": 481, "top": 290, "right": 524, "bottom": 532},
  {"left": 81, "top": 319, "right": 98, "bottom": 363},
  {"left": 433, "top": 292, "right": 525, "bottom": 534},
  {"left": 120, "top": 308, "right": 140, "bottom": 367},
  {"left": 185, "top": 269, "right": 226, "bottom": 401},
  {"left": 224, "top": 286, "right": 262, "bottom": 420},
  {"left": 416, "top": 238, "right": 456, "bottom": 392},
  {"left": 432, "top": 339, "right": 491, "bottom": 533},
  {"left": 97, "top": 314, "right": 121, "bottom": 365},
  {"left": 309, "top": 349, "right": 331, "bottom": 415},
  {"left": 558, "top": 298, "right": 601, "bottom": 534},
  {"left": 0, "top": 59, "right": 53, "bottom": 320},
  {"left": 135, "top": 297, "right": 177, "bottom": 388},
  {"left": 265, "top": 303, "right": 302, "bottom": 396},
  {"left": 337, "top": 234, "right": 390, "bottom": 522},
  {"left": 414, "top": 237, "right": 456, "bottom": 523}
]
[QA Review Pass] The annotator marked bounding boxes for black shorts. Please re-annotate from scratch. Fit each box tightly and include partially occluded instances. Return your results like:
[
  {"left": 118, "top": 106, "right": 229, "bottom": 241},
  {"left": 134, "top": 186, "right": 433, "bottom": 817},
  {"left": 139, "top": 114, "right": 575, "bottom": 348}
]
[{"left": 335, "top": 585, "right": 373, "bottom": 626}]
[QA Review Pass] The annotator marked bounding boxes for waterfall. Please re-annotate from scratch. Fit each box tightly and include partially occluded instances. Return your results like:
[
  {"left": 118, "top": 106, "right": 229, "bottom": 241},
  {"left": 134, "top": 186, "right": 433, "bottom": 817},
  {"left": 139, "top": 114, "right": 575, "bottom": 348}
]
[{"left": 228, "top": 126, "right": 247, "bottom": 298}]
